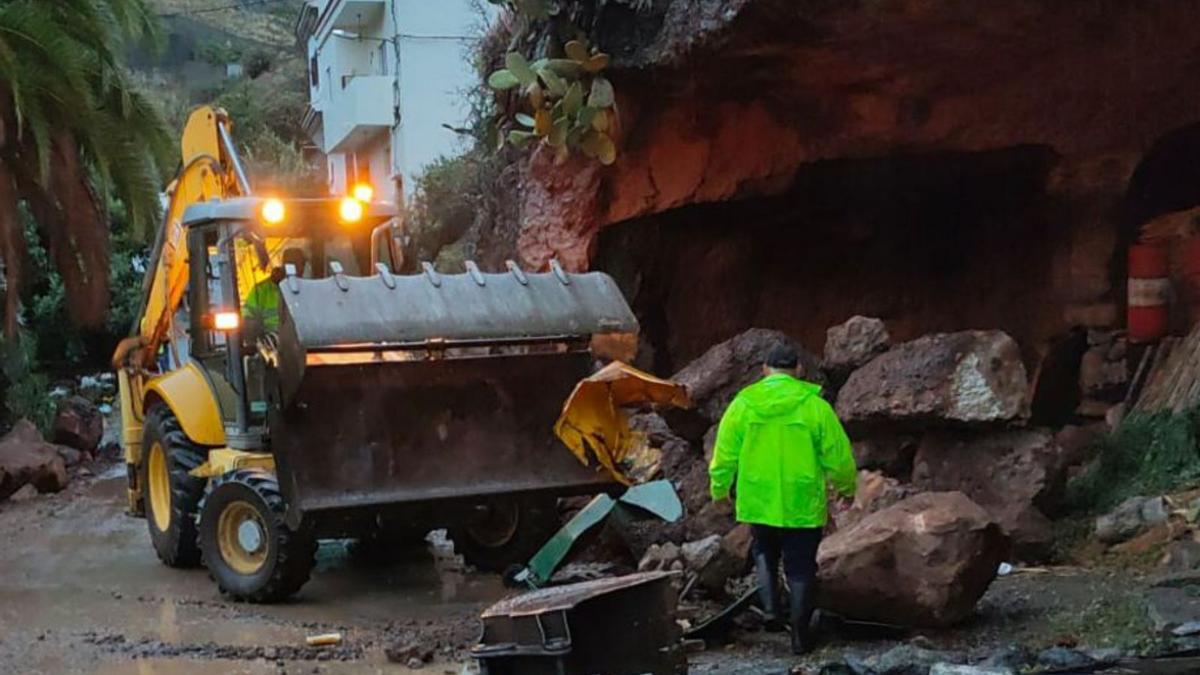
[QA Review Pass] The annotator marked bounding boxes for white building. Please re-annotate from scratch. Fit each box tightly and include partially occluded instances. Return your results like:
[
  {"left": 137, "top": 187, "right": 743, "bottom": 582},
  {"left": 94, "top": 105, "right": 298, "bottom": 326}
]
[{"left": 295, "top": 0, "right": 488, "bottom": 204}]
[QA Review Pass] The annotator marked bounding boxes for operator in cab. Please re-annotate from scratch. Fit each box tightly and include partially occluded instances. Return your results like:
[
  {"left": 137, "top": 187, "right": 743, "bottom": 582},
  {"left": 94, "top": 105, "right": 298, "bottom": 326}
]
[
  {"left": 708, "top": 343, "right": 857, "bottom": 656},
  {"left": 242, "top": 247, "right": 307, "bottom": 339}
]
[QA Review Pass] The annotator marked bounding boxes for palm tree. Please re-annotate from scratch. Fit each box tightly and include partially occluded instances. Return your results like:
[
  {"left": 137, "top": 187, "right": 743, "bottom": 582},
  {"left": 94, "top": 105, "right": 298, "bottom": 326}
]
[{"left": 0, "top": 0, "right": 172, "bottom": 336}]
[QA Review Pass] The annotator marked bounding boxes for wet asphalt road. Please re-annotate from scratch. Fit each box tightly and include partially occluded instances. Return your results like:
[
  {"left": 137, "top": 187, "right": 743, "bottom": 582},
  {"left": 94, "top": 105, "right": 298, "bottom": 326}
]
[{"left": 0, "top": 468, "right": 504, "bottom": 674}]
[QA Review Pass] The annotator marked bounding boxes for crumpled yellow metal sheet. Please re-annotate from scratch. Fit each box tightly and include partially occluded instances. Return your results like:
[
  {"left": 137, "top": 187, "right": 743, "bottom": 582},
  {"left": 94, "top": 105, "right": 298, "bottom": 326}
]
[{"left": 554, "top": 361, "right": 691, "bottom": 485}]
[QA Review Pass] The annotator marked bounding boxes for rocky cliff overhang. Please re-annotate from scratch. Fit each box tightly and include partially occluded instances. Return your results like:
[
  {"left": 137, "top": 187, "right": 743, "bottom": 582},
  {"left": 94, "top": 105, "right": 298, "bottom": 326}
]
[{"left": 510, "top": 0, "right": 1200, "bottom": 269}]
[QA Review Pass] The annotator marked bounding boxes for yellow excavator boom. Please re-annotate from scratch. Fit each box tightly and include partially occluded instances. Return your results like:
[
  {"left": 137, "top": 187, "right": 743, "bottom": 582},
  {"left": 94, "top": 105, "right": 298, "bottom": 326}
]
[{"left": 112, "top": 106, "right": 248, "bottom": 500}]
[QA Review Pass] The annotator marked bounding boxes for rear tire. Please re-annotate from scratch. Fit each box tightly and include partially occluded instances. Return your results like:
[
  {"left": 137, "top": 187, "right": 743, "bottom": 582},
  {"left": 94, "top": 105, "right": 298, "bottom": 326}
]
[
  {"left": 198, "top": 470, "right": 316, "bottom": 603},
  {"left": 141, "top": 404, "right": 207, "bottom": 568},
  {"left": 451, "top": 497, "right": 559, "bottom": 573}
]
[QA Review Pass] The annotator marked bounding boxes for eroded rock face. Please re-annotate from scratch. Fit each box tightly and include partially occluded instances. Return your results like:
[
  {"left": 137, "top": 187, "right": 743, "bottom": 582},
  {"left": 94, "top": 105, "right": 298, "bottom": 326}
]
[
  {"left": 911, "top": 430, "right": 1065, "bottom": 559},
  {"left": 836, "top": 331, "right": 1030, "bottom": 428},
  {"left": 53, "top": 396, "right": 103, "bottom": 454},
  {"left": 824, "top": 316, "right": 890, "bottom": 374},
  {"left": 817, "top": 491, "right": 1007, "bottom": 627},
  {"left": 0, "top": 420, "right": 69, "bottom": 500}
]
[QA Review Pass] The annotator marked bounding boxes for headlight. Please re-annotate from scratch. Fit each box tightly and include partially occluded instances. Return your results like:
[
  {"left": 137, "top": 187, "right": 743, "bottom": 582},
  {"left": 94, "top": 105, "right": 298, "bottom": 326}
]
[
  {"left": 339, "top": 196, "right": 364, "bottom": 224},
  {"left": 260, "top": 198, "right": 285, "bottom": 225},
  {"left": 352, "top": 183, "right": 374, "bottom": 203}
]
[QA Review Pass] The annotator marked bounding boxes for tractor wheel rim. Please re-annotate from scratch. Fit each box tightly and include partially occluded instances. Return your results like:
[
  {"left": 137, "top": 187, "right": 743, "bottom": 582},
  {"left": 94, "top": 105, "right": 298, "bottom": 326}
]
[
  {"left": 218, "top": 500, "right": 269, "bottom": 575},
  {"left": 465, "top": 501, "right": 521, "bottom": 548},
  {"left": 147, "top": 442, "right": 171, "bottom": 532}
]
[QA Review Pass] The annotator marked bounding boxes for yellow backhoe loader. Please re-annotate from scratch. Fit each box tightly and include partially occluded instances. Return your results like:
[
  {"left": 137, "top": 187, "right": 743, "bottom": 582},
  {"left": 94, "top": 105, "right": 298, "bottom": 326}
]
[{"left": 112, "top": 107, "right": 639, "bottom": 601}]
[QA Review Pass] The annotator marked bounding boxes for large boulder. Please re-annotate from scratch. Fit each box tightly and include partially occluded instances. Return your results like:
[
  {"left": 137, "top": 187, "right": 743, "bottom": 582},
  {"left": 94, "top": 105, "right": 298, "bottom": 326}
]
[
  {"left": 666, "top": 328, "right": 822, "bottom": 439},
  {"left": 0, "top": 420, "right": 69, "bottom": 500},
  {"left": 817, "top": 491, "right": 1007, "bottom": 627},
  {"left": 824, "top": 316, "right": 890, "bottom": 374},
  {"left": 52, "top": 395, "right": 103, "bottom": 454},
  {"left": 911, "top": 429, "right": 1065, "bottom": 560},
  {"left": 835, "top": 331, "right": 1030, "bottom": 428}
]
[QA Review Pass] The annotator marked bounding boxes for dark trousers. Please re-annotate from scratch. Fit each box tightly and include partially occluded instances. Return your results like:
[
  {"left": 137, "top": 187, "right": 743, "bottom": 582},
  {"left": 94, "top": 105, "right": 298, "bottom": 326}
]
[{"left": 751, "top": 525, "right": 822, "bottom": 582}]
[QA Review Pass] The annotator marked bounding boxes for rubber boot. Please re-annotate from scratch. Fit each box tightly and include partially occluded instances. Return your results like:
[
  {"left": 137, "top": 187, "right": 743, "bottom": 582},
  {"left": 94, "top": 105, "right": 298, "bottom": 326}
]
[
  {"left": 788, "top": 577, "right": 815, "bottom": 655},
  {"left": 754, "top": 553, "right": 785, "bottom": 631}
]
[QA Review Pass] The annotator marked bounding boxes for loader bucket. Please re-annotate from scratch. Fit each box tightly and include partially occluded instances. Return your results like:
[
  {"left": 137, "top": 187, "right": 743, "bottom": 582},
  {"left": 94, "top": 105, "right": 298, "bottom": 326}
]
[{"left": 268, "top": 265, "right": 638, "bottom": 523}]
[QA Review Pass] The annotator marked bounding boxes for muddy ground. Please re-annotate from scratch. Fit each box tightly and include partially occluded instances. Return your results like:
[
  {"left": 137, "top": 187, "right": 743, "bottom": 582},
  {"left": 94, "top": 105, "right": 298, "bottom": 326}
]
[{"left": 1, "top": 462, "right": 1198, "bottom": 674}]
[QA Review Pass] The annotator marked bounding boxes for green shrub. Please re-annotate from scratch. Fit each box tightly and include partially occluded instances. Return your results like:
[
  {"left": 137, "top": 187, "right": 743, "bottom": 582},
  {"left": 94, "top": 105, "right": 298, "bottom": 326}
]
[
  {"left": 406, "top": 151, "right": 493, "bottom": 265},
  {"left": 0, "top": 333, "right": 55, "bottom": 435},
  {"left": 1067, "top": 408, "right": 1200, "bottom": 512}
]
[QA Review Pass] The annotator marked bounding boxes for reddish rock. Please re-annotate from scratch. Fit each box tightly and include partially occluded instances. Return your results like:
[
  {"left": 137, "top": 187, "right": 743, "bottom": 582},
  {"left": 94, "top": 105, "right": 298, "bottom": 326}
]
[
  {"left": 824, "top": 316, "right": 890, "bottom": 373},
  {"left": 835, "top": 331, "right": 1030, "bottom": 428},
  {"left": 833, "top": 470, "right": 920, "bottom": 531},
  {"left": 0, "top": 420, "right": 69, "bottom": 500},
  {"left": 52, "top": 395, "right": 103, "bottom": 454},
  {"left": 668, "top": 328, "right": 822, "bottom": 434},
  {"left": 911, "top": 429, "right": 1065, "bottom": 560},
  {"left": 817, "top": 491, "right": 1008, "bottom": 627}
]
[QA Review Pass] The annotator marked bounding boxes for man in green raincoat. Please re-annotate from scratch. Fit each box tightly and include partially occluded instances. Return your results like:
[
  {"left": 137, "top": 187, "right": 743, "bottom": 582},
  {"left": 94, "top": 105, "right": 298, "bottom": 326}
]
[
  {"left": 242, "top": 247, "right": 307, "bottom": 338},
  {"left": 708, "top": 342, "right": 857, "bottom": 654}
]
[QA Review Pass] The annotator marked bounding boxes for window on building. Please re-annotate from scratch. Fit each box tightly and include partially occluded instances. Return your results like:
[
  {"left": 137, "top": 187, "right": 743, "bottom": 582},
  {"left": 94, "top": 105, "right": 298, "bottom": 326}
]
[{"left": 309, "top": 56, "right": 319, "bottom": 89}]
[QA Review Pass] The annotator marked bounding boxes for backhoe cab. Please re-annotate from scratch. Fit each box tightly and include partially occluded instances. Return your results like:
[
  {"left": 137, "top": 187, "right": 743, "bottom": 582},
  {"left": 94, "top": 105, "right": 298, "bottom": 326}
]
[{"left": 114, "top": 107, "right": 638, "bottom": 601}]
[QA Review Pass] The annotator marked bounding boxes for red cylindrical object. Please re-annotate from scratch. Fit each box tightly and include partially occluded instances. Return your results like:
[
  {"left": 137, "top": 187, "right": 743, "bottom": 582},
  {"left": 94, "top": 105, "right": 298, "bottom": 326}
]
[{"left": 1128, "top": 242, "right": 1170, "bottom": 343}]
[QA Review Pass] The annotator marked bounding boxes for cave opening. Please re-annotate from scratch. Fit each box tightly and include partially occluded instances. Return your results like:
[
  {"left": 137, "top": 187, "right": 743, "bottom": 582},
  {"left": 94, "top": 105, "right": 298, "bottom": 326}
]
[{"left": 595, "top": 145, "right": 1065, "bottom": 375}]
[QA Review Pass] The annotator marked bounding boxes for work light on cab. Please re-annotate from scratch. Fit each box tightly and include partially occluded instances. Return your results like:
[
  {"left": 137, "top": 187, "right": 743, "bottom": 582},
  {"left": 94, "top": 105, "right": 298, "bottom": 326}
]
[
  {"left": 205, "top": 309, "right": 240, "bottom": 331},
  {"left": 352, "top": 183, "right": 374, "bottom": 203},
  {"left": 260, "top": 198, "right": 286, "bottom": 225},
  {"left": 339, "top": 196, "right": 364, "bottom": 224}
]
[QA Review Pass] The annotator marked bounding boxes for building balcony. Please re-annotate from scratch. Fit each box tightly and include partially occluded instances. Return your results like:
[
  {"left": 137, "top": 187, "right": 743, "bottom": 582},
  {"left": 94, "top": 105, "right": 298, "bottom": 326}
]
[
  {"left": 301, "top": 105, "right": 324, "bottom": 150},
  {"left": 322, "top": 74, "right": 392, "bottom": 154},
  {"left": 327, "top": 0, "right": 385, "bottom": 32}
]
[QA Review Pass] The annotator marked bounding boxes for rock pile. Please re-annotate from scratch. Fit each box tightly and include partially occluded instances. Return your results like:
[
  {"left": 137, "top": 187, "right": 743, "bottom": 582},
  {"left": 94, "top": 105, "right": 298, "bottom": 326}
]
[
  {"left": 825, "top": 320, "right": 1088, "bottom": 562},
  {"left": 0, "top": 420, "right": 72, "bottom": 501},
  {"left": 620, "top": 322, "right": 1056, "bottom": 627},
  {"left": 608, "top": 317, "right": 1117, "bottom": 628}
]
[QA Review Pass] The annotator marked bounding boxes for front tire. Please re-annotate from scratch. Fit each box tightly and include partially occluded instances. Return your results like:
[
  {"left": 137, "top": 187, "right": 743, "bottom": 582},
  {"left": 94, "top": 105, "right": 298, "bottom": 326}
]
[
  {"left": 198, "top": 470, "right": 316, "bottom": 603},
  {"left": 141, "top": 404, "right": 207, "bottom": 568}
]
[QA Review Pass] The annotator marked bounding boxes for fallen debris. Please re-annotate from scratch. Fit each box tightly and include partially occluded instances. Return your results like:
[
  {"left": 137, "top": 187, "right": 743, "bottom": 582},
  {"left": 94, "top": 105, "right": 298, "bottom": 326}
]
[
  {"left": 836, "top": 330, "right": 1030, "bottom": 428},
  {"left": 0, "top": 420, "right": 70, "bottom": 501},
  {"left": 911, "top": 429, "right": 1066, "bottom": 560},
  {"left": 385, "top": 640, "right": 433, "bottom": 666},
  {"left": 52, "top": 396, "right": 103, "bottom": 455},
  {"left": 817, "top": 492, "right": 1008, "bottom": 627},
  {"left": 554, "top": 361, "right": 690, "bottom": 484},
  {"left": 666, "top": 328, "right": 822, "bottom": 438},
  {"left": 1095, "top": 496, "right": 1170, "bottom": 545},
  {"left": 823, "top": 315, "right": 891, "bottom": 376},
  {"left": 304, "top": 632, "right": 343, "bottom": 647},
  {"left": 473, "top": 571, "right": 684, "bottom": 674},
  {"left": 512, "top": 479, "right": 683, "bottom": 588}
]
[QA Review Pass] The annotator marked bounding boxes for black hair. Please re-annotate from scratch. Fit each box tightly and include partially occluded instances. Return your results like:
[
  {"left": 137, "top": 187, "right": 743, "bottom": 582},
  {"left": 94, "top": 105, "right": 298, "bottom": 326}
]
[{"left": 765, "top": 342, "right": 799, "bottom": 370}]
